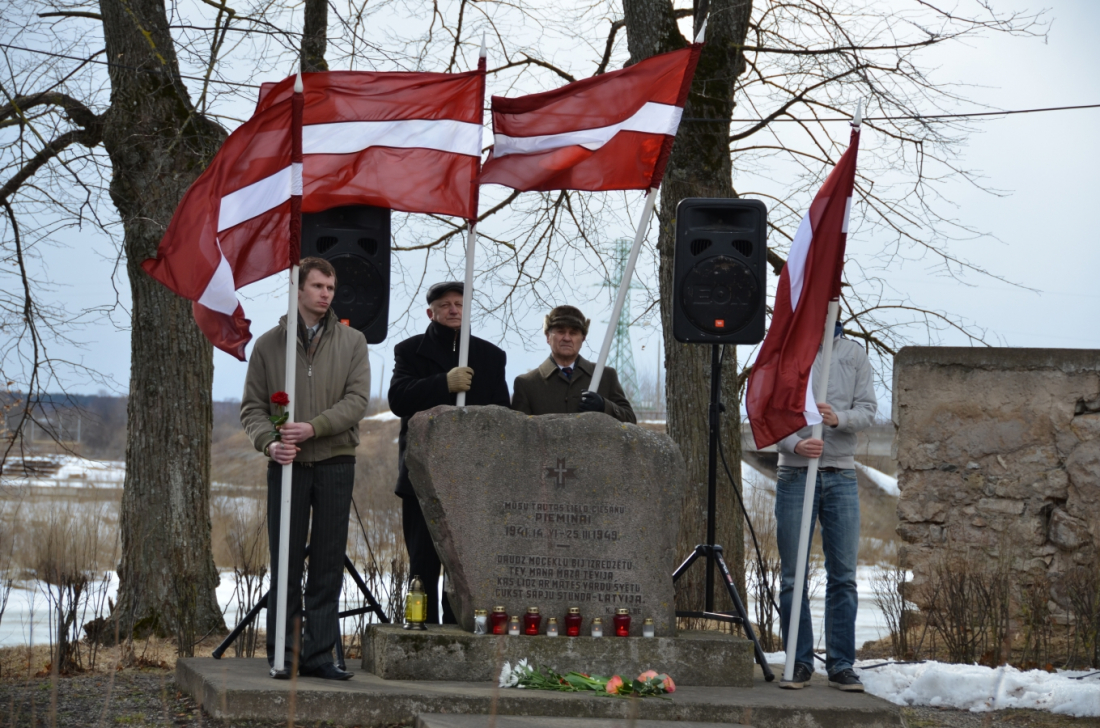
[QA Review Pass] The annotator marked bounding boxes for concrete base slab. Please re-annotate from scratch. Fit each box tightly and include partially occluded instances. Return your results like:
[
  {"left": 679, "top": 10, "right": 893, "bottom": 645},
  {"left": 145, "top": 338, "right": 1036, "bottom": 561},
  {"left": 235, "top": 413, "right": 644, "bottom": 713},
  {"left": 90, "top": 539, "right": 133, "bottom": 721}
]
[
  {"left": 177, "top": 658, "right": 905, "bottom": 728},
  {"left": 364, "top": 625, "right": 753, "bottom": 687},
  {"left": 418, "top": 715, "right": 751, "bottom": 728}
]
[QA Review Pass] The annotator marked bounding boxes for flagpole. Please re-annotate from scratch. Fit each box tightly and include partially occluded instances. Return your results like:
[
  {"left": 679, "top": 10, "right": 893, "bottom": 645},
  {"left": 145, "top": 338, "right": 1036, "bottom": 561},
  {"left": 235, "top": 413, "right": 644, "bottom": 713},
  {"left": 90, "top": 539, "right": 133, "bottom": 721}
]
[
  {"left": 782, "top": 100, "right": 860, "bottom": 683},
  {"left": 273, "top": 71, "right": 305, "bottom": 676},
  {"left": 456, "top": 34, "right": 487, "bottom": 407},
  {"left": 590, "top": 186, "right": 657, "bottom": 394}
]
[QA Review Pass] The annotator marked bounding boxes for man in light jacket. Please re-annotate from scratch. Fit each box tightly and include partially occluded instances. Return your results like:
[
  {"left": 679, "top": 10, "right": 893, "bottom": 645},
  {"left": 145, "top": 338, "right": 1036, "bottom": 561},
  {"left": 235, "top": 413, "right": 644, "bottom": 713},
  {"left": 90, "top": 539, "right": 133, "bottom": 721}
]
[
  {"left": 775, "top": 323, "right": 876, "bottom": 692},
  {"left": 241, "top": 257, "right": 370, "bottom": 681}
]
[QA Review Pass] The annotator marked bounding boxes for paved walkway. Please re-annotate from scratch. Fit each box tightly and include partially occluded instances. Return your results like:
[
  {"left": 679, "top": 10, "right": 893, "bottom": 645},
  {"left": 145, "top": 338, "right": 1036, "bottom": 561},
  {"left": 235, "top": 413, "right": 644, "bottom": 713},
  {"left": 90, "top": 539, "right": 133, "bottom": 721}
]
[{"left": 177, "top": 658, "right": 904, "bottom": 728}]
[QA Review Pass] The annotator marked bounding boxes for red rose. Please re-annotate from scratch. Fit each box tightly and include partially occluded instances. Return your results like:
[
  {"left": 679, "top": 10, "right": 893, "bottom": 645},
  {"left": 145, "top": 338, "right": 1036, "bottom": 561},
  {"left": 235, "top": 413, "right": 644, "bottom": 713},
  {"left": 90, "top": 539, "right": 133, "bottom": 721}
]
[{"left": 270, "top": 391, "right": 290, "bottom": 407}]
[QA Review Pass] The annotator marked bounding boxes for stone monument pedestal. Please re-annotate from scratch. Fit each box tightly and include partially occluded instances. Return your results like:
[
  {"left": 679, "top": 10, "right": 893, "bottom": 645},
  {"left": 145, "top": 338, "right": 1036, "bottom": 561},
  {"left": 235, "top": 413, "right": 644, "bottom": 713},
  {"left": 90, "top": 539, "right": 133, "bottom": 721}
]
[{"left": 362, "top": 625, "right": 753, "bottom": 687}]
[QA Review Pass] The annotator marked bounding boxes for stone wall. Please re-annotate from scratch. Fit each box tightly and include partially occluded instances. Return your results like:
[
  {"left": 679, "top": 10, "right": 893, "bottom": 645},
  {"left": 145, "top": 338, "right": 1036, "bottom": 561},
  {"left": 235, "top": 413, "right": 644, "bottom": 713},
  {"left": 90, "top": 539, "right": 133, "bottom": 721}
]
[{"left": 892, "top": 347, "right": 1100, "bottom": 613}]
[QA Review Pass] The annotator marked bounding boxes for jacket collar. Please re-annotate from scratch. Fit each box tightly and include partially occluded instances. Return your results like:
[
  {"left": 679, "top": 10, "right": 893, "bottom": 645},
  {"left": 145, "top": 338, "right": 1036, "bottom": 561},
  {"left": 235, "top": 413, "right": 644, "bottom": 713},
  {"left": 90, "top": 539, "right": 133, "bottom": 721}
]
[
  {"left": 539, "top": 354, "right": 592, "bottom": 379},
  {"left": 416, "top": 321, "right": 460, "bottom": 365}
]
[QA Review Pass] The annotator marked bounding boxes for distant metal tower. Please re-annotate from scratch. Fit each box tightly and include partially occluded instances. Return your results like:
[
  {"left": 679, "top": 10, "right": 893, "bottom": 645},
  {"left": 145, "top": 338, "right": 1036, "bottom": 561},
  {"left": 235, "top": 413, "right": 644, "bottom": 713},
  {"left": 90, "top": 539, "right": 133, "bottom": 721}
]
[{"left": 602, "top": 238, "right": 643, "bottom": 405}]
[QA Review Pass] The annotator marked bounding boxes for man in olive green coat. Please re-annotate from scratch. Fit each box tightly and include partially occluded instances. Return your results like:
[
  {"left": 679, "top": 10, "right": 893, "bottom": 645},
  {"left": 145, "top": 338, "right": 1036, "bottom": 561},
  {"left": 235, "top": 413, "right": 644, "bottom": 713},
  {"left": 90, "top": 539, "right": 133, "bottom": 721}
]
[
  {"left": 512, "top": 305, "right": 636, "bottom": 424},
  {"left": 241, "top": 257, "right": 370, "bottom": 681}
]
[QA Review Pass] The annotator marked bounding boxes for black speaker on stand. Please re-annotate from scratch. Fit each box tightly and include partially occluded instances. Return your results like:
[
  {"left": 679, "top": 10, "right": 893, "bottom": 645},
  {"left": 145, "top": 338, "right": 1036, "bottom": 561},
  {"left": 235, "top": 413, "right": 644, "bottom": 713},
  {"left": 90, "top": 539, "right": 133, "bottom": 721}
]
[
  {"left": 670, "top": 197, "right": 773, "bottom": 681},
  {"left": 301, "top": 205, "right": 391, "bottom": 344}
]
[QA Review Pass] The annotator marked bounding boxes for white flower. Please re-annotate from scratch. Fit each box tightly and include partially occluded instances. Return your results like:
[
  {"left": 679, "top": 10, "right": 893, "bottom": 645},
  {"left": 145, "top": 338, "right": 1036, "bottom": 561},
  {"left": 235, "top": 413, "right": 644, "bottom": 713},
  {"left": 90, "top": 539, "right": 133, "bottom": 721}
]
[{"left": 499, "top": 661, "right": 521, "bottom": 688}]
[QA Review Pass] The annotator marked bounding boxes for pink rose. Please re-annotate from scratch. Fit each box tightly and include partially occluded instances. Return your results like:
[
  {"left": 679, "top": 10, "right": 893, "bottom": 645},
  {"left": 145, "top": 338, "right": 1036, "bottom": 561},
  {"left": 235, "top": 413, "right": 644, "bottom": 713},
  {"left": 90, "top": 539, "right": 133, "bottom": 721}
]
[
  {"left": 637, "top": 670, "right": 659, "bottom": 682},
  {"left": 659, "top": 674, "right": 676, "bottom": 693},
  {"left": 605, "top": 675, "right": 624, "bottom": 695}
]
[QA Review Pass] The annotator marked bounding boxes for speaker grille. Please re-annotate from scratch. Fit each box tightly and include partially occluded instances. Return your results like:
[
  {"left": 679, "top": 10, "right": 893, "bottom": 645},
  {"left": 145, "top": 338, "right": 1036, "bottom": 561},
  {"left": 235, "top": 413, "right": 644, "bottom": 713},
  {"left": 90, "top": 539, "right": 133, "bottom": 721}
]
[
  {"left": 731, "top": 239, "right": 753, "bottom": 258},
  {"left": 315, "top": 236, "right": 338, "bottom": 254},
  {"left": 690, "top": 238, "right": 712, "bottom": 256},
  {"left": 357, "top": 237, "right": 378, "bottom": 256}
]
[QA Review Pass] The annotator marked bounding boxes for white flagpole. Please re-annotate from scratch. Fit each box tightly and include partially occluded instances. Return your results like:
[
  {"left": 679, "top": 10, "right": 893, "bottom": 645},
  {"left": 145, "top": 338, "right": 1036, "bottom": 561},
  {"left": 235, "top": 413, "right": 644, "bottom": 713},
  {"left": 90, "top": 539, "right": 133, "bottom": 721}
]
[
  {"left": 589, "top": 20, "right": 706, "bottom": 393},
  {"left": 589, "top": 187, "right": 657, "bottom": 394},
  {"left": 273, "top": 72, "right": 305, "bottom": 675},
  {"left": 782, "top": 100, "right": 860, "bottom": 683},
  {"left": 456, "top": 34, "right": 487, "bottom": 407},
  {"left": 782, "top": 299, "right": 839, "bottom": 682}
]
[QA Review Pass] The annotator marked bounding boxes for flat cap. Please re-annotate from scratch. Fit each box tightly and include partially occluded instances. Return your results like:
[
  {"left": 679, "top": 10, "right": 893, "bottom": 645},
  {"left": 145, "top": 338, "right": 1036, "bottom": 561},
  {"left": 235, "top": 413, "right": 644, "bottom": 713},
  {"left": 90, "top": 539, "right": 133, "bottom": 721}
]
[
  {"left": 543, "top": 305, "right": 590, "bottom": 336},
  {"left": 427, "top": 281, "right": 464, "bottom": 304}
]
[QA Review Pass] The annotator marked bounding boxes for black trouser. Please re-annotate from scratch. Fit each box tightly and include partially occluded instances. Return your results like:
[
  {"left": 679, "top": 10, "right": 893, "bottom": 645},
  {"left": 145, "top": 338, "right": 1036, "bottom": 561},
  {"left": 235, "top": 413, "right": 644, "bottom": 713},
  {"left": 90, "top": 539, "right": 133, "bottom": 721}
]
[
  {"left": 266, "top": 460, "right": 354, "bottom": 671},
  {"left": 401, "top": 495, "right": 455, "bottom": 624}
]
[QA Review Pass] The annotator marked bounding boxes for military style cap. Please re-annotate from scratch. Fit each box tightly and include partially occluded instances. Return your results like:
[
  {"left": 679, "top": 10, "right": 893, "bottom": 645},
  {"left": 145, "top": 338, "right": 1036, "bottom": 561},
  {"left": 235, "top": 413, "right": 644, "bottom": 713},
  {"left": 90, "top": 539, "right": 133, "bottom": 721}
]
[
  {"left": 427, "top": 281, "right": 464, "bottom": 304},
  {"left": 543, "top": 305, "right": 590, "bottom": 336}
]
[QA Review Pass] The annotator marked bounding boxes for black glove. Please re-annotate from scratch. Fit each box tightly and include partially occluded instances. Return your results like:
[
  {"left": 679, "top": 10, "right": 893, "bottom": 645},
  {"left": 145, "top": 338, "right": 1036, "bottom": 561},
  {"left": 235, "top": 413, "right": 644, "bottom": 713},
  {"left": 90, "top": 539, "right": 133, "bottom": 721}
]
[{"left": 578, "top": 390, "right": 604, "bottom": 413}]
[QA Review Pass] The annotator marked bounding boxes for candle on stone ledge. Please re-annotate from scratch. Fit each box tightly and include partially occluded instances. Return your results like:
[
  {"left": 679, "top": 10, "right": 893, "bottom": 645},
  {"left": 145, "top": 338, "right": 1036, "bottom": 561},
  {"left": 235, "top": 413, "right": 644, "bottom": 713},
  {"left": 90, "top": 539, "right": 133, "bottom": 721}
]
[
  {"left": 546, "top": 617, "right": 559, "bottom": 637},
  {"left": 489, "top": 606, "right": 508, "bottom": 635},
  {"left": 473, "top": 609, "right": 488, "bottom": 635},
  {"left": 508, "top": 615, "right": 521, "bottom": 636},
  {"left": 613, "top": 608, "right": 631, "bottom": 637},
  {"left": 524, "top": 607, "right": 542, "bottom": 635},
  {"left": 564, "top": 607, "right": 582, "bottom": 637},
  {"left": 642, "top": 617, "right": 655, "bottom": 638},
  {"left": 591, "top": 617, "right": 603, "bottom": 638}
]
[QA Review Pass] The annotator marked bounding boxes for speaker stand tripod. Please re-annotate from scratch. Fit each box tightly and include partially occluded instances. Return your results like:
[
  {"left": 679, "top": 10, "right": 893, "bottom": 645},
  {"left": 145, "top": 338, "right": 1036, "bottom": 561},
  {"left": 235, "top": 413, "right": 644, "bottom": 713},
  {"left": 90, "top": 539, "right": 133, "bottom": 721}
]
[
  {"left": 212, "top": 552, "right": 389, "bottom": 670},
  {"left": 672, "top": 344, "right": 775, "bottom": 682}
]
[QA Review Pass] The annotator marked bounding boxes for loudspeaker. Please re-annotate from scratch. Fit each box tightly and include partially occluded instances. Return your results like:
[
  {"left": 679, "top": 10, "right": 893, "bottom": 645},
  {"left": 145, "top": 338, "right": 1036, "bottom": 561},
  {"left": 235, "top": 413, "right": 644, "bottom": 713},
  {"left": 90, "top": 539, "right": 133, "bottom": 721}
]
[
  {"left": 672, "top": 198, "right": 767, "bottom": 344},
  {"left": 301, "top": 205, "right": 390, "bottom": 344}
]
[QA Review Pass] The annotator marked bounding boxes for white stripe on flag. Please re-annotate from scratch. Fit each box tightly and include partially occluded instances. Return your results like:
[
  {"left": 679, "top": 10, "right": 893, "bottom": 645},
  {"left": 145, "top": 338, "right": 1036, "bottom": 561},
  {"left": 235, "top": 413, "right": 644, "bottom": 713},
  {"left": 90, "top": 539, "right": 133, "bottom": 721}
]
[
  {"left": 803, "top": 370, "right": 823, "bottom": 427},
  {"left": 218, "top": 166, "right": 292, "bottom": 233},
  {"left": 303, "top": 119, "right": 482, "bottom": 157},
  {"left": 197, "top": 245, "right": 240, "bottom": 316},
  {"left": 841, "top": 195, "right": 852, "bottom": 234},
  {"left": 493, "top": 102, "right": 683, "bottom": 158},
  {"left": 787, "top": 211, "right": 812, "bottom": 311},
  {"left": 292, "top": 162, "right": 303, "bottom": 196}
]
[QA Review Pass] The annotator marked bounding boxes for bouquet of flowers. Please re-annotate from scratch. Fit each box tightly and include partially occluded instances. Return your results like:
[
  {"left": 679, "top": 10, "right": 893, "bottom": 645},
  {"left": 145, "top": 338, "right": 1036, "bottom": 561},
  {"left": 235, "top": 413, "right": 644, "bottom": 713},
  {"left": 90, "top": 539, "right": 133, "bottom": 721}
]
[
  {"left": 269, "top": 391, "right": 290, "bottom": 440},
  {"left": 499, "top": 660, "right": 675, "bottom": 699}
]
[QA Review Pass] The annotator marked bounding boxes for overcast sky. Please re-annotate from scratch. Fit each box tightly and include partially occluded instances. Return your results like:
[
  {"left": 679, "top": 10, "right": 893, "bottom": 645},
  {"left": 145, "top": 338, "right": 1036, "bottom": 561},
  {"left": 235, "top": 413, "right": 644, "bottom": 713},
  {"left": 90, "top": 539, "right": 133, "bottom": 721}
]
[{"left": 22, "top": 0, "right": 1100, "bottom": 411}]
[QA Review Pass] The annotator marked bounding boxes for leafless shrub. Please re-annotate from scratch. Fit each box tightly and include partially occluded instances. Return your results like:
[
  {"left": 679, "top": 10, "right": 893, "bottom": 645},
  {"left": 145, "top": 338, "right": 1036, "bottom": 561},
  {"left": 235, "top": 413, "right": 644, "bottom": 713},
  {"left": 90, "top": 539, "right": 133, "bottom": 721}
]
[
  {"left": 744, "top": 480, "right": 780, "bottom": 651},
  {"left": 1062, "top": 560, "right": 1100, "bottom": 669},
  {"left": 27, "top": 501, "right": 110, "bottom": 673},
  {"left": 871, "top": 557, "right": 914, "bottom": 659},
  {"left": 1016, "top": 572, "right": 1054, "bottom": 669},
  {"left": 216, "top": 495, "right": 269, "bottom": 658},
  {"left": 0, "top": 492, "right": 22, "bottom": 633},
  {"left": 917, "top": 551, "right": 1013, "bottom": 666}
]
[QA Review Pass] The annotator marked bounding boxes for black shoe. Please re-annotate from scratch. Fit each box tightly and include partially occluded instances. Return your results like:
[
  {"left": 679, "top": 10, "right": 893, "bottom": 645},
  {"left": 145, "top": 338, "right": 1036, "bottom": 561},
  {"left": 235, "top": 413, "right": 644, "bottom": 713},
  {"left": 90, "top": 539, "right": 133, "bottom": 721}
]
[
  {"left": 828, "top": 668, "right": 865, "bottom": 692},
  {"left": 779, "top": 663, "right": 813, "bottom": 689},
  {"left": 300, "top": 662, "right": 354, "bottom": 681},
  {"left": 269, "top": 666, "right": 291, "bottom": 680}
]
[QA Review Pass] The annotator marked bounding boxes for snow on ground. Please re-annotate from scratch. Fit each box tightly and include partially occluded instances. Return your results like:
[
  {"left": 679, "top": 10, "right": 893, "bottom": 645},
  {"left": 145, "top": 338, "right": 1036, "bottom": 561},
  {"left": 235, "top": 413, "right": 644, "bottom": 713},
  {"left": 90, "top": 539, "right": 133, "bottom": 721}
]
[
  {"left": 765, "top": 652, "right": 1100, "bottom": 718},
  {"left": 855, "top": 462, "right": 900, "bottom": 497},
  {"left": 366, "top": 410, "right": 400, "bottom": 421},
  {"left": 1, "top": 454, "right": 126, "bottom": 489}
]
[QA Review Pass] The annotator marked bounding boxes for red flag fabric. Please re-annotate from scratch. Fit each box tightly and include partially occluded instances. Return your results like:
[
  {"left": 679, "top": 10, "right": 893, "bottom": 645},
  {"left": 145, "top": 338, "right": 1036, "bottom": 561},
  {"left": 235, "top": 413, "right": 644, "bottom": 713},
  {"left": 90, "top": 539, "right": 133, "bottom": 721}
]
[
  {"left": 479, "top": 45, "right": 702, "bottom": 192},
  {"left": 143, "top": 70, "right": 484, "bottom": 360},
  {"left": 257, "top": 70, "right": 484, "bottom": 219},
  {"left": 746, "top": 127, "right": 861, "bottom": 449}
]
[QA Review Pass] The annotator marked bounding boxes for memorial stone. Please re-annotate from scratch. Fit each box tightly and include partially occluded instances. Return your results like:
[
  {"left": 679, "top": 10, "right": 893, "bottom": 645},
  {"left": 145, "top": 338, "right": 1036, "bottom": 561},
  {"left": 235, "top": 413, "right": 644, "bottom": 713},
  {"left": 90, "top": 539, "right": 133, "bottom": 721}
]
[{"left": 405, "top": 405, "right": 685, "bottom": 637}]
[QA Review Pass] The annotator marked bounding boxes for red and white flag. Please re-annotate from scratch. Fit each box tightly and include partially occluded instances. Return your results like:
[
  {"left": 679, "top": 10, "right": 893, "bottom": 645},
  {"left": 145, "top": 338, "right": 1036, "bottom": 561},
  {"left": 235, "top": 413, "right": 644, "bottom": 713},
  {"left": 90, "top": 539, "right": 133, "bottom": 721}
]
[
  {"left": 479, "top": 45, "right": 702, "bottom": 192},
  {"left": 142, "top": 70, "right": 485, "bottom": 360},
  {"left": 746, "top": 127, "right": 861, "bottom": 449}
]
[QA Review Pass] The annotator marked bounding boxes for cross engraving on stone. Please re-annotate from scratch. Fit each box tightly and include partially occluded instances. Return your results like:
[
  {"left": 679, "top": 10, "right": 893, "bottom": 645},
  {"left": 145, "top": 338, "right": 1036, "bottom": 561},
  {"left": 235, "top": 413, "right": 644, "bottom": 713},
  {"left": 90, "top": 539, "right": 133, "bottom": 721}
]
[{"left": 545, "top": 458, "right": 576, "bottom": 487}]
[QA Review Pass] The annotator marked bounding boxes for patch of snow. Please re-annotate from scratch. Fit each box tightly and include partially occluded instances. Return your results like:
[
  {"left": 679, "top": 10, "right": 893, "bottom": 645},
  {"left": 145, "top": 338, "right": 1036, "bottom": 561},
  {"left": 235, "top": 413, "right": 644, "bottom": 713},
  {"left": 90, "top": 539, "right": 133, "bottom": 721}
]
[
  {"left": 366, "top": 410, "right": 400, "bottom": 421},
  {"left": 855, "top": 462, "right": 899, "bottom": 497}
]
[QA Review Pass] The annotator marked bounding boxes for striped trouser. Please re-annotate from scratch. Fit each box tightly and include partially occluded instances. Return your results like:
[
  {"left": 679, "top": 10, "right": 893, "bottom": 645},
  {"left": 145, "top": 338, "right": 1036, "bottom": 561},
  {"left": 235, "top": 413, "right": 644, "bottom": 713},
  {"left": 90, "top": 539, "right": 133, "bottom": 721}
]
[{"left": 265, "top": 460, "right": 354, "bottom": 671}]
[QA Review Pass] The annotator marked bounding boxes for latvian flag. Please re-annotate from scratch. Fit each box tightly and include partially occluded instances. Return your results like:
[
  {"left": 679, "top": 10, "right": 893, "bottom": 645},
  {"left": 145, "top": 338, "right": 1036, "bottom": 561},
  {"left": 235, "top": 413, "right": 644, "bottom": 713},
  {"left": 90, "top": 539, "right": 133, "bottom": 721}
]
[
  {"left": 479, "top": 45, "right": 702, "bottom": 192},
  {"left": 142, "top": 70, "right": 484, "bottom": 360},
  {"left": 745, "top": 127, "right": 861, "bottom": 450}
]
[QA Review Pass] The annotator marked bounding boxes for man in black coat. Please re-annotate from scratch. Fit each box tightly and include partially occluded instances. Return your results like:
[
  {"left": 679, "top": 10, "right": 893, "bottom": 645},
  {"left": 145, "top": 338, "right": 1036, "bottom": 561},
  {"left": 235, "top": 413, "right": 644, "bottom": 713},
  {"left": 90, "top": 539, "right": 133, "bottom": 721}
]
[{"left": 388, "top": 281, "right": 510, "bottom": 623}]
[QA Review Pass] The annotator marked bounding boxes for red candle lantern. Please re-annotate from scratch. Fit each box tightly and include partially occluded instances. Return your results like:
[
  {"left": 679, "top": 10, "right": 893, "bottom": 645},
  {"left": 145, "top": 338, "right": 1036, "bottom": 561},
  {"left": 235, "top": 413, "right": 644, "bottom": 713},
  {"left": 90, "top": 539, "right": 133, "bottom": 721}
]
[
  {"left": 489, "top": 606, "right": 508, "bottom": 635},
  {"left": 523, "top": 607, "right": 542, "bottom": 635},
  {"left": 613, "top": 608, "right": 631, "bottom": 637},
  {"left": 564, "top": 607, "right": 582, "bottom": 637}
]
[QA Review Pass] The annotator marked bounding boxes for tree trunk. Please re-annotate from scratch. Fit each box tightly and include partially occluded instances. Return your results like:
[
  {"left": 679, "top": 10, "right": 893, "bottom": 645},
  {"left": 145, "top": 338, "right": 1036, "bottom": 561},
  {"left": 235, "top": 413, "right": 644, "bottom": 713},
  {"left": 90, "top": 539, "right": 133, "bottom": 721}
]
[
  {"left": 301, "top": 0, "right": 329, "bottom": 73},
  {"left": 622, "top": 0, "right": 754, "bottom": 622},
  {"left": 99, "top": 0, "right": 227, "bottom": 645}
]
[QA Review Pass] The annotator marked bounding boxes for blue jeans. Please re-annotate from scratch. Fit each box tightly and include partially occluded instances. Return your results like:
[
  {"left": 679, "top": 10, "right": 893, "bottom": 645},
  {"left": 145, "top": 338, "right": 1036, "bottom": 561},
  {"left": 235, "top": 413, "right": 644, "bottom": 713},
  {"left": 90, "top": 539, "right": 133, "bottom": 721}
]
[{"left": 775, "top": 466, "right": 860, "bottom": 675}]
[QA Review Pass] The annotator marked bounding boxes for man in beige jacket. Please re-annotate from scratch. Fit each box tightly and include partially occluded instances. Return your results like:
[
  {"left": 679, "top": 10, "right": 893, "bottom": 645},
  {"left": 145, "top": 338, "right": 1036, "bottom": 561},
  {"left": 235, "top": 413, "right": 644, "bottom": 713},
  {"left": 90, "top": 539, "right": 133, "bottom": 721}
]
[{"left": 241, "top": 257, "right": 370, "bottom": 681}]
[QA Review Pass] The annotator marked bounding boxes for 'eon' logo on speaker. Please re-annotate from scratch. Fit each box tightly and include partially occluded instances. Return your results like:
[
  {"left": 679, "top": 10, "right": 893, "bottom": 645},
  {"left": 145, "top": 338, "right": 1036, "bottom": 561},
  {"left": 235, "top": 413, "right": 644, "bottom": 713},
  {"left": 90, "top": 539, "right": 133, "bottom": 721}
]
[{"left": 672, "top": 198, "right": 767, "bottom": 344}]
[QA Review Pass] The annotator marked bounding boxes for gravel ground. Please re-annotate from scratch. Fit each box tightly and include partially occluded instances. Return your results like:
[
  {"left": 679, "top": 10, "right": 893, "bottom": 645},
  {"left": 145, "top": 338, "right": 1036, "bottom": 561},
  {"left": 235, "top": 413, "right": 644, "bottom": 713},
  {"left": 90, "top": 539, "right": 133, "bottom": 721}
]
[{"left": 1, "top": 671, "right": 1098, "bottom": 728}]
